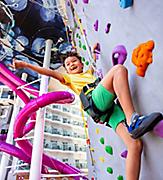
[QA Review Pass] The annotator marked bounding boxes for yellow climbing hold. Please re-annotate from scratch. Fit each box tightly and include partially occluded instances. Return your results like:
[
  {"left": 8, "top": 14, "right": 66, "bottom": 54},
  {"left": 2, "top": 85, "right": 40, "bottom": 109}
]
[
  {"left": 99, "top": 157, "right": 105, "bottom": 163},
  {"left": 96, "top": 128, "right": 100, "bottom": 134}
]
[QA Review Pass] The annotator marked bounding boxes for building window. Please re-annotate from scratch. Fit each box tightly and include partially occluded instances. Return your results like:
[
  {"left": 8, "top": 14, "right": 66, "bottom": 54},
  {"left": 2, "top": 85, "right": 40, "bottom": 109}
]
[
  {"left": 45, "top": 112, "right": 52, "bottom": 119},
  {"left": 62, "top": 106, "right": 70, "bottom": 112},
  {"left": 63, "top": 129, "right": 71, "bottom": 137},
  {"left": 62, "top": 158, "right": 68, "bottom": 163},
  {"left": 52, "top": 127, "right": 62, "bottom": 135},
  {"left": 1, "top": 91, "right": 9, "bottom": 98},
  {"left": 52, "top": 114, "right": 61, "bottom": 121},
  {"left": 63, "top": 142, "right": 69, "bottom": 150},
  {"left": 52, "top": 104, "right": 61, "bottom": 110}
]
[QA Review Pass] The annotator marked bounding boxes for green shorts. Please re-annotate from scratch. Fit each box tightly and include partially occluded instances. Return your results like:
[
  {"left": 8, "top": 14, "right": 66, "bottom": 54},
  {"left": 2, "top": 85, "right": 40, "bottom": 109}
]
[{"left": 91, "top": 84, "right": 126, "bottom": 131}]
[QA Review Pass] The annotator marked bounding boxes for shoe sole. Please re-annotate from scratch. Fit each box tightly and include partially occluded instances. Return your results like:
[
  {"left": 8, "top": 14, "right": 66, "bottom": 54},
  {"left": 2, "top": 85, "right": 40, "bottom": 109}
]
[{"left": 131, "top": 112, "right": 163, "bottom": 139}]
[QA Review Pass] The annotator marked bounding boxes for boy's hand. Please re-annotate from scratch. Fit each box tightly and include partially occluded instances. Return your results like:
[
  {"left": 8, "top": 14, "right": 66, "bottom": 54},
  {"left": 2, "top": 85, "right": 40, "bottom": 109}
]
[{"left": 8, "top": 58, "right": 27, "bottom": 69}]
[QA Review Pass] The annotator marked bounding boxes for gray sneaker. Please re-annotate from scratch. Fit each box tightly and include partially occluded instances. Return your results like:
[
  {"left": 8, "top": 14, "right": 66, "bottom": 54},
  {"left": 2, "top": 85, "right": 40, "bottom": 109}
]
[{"left": 128, "top": 112, "right": 163, "bottom": 139}]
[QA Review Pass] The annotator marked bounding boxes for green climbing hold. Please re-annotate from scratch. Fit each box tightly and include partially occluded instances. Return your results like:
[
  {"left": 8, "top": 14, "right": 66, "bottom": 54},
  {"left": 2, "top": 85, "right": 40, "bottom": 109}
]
[
  {"left": 105, "top": 145, "right": 113, "bottom": 155},
  {"left": 79, "top": 41, "right": 82, "bottom": 48},
  {"left": 100, "top": 137, "right": 104, "bottom": 144},
  {"left": 75, "top": 22, "right": 78, "bottom": 28},
  {"left": 85, "top": 61, "right": 89, "bottom": 65},
  {"left": 76, "top": 33, "right": 79, "bottom": 38},
  {"left": 117, "top": 175, "right": 123, "bottom": 180},
  {"left": 81, "top": 57, "right": 85, "bottom": 62},
  {"left": 107, "top": 167, "right": 113, "bottom": 174},
  {"left": 83, "top": 45, "right": 87, "bottom": 50}
]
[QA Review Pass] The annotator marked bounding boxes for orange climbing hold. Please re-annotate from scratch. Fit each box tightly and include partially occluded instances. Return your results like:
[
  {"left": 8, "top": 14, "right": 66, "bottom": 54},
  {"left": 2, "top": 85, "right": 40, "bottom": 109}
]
[{"left": 132, "top": 40, "right": 155, "bottom": 77}]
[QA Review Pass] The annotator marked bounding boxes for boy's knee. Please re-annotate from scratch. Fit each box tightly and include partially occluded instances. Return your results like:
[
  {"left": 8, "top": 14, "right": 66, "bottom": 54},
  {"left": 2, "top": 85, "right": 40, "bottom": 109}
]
[
  {"left": 111, "top": 64, "right": 128, "bottom": 76},
  {"left": 116, "top": 64, "right": 128, "bottom": 73}
]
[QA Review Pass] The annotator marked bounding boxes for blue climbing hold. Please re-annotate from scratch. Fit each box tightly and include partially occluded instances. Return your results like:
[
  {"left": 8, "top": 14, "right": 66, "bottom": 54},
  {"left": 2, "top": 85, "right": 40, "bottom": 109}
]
[{"left": 119, "top": 0, "right": 133, "bottom": 9}]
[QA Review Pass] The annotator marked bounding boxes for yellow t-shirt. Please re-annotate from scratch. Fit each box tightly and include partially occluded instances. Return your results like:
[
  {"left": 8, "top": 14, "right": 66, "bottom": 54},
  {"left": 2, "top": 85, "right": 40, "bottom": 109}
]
[{"left": 61, "top": 69, "right": 96, "bottom": 95}]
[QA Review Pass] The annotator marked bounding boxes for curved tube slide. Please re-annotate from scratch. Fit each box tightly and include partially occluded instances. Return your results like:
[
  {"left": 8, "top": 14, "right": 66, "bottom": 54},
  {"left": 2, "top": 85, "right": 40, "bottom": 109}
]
[
  {"left": 0, "top": 63, "right": 38, "bottom": 97},
  {"left": 0, "top": 62, "right": 87, "bottom": 179}
]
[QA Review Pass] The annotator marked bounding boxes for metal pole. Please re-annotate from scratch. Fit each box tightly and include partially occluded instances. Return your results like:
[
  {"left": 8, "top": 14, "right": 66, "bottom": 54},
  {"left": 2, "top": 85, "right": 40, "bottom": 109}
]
[
  {"left": 0, "top": 73, "right": 27, "bottom": 180},
  {"left": 29, "top": 39, "right": 52, "bottom": 180}
]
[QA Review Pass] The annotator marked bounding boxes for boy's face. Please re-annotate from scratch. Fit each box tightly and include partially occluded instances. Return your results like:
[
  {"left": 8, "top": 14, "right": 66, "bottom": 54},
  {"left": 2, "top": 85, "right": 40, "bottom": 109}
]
[{"left": 64, "top": 56, "right": 83, "bottom": 74}]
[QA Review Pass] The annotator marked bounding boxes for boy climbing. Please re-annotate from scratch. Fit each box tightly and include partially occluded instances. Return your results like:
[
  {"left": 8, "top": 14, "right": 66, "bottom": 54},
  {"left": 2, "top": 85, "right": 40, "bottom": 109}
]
[{"left": 10, "top": 52, "right": 162, "bottom": 180}]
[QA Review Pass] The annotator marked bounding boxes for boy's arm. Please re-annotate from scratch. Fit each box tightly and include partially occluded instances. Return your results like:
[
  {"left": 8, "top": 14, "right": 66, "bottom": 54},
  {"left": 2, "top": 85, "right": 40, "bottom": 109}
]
[{"left": 11, "top": 59, "right": 65, "bottom": 83}]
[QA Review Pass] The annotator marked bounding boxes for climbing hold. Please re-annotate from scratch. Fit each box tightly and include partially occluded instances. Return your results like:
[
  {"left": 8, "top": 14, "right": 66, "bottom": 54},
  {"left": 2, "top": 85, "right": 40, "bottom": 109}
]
[
  {"left": 76, "top": 33, "right": 79, "bottom": 38},
  {"left": 112, "top": 45, "right": 127, "bottom": 65},
  {"left": 95, "top": 128, "right": 100, "bottom": 134},
  {"left": 93, "top": 43, "right": 101, "bottom": 60},
  {"left": 83, "top": 29, "right": 87, "bottom": 36},
  {"left": 74, "top": 22, "right": 78, "bottom": 28},
  {"left": 83, "top": 44, "right": 87, "bottom": 50},
  {"left": 83, "top": 0, "right": 89, "bottom": 4},
  {"left": 153, "top": 120, "right": 163, "bottom": 138},
  {"left": 99, "top": 157, "right": 105, "bottom": 163},
  {"left": 117, "top": 175, "right": 124, "bottom": 180},
  {"left": 91, "top": 177, "right": 95, "bottom": 180},
  {"left": 107, "top": 167, "right": 113, "bottom": 174},
  {"left": 105, "top": 145, "right": 113, "bottom": 155},
  {"left": 100, "top": 137, "right": 105, "bottom": 144},
  {"left": 93, "top": 43, "right": 101, "bottom": 54},
  {"left": 82, "top": 57, "right": 86, "bottom": 62},
  {"left": 94, "top": 20, "right": 99, "bottom": 31},
  {"left": 105, "top": 23, "right": 111, "bottom": 34},
  {"left": 132, "top": 40, "right": 155, "bottom": 77},
  {"left": 121, "top": 150, "right": 128, "bottom": 158},
  {"left": 119, "top": 0, "right": 133, "bottom": 9},
  {"left": 79, "top": 40, "right": 82, "bottom": 48},
  {"left": 74, "top": 0, "right": 78, "bottom": 4},
  {"left": 85, "top": 61, "right": 89, "bottom": 65},
  {"left": 76, "top": 33, "right": 81, "bottom": 39},
  {"left": 67, "top": 1, "right": 70, "bottom": 6}
]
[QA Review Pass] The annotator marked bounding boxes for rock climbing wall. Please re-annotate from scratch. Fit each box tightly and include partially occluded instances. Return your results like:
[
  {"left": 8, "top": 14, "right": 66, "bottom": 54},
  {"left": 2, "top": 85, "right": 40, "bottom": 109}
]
[{"left": 64, "top": 0, "right": 163, "bottom": 179}]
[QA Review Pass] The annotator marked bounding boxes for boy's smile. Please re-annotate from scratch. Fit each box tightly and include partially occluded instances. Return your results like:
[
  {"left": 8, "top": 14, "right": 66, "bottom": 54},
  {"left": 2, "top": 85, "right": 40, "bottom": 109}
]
[{"left": 64, "top": 56, "right": 83, "bottom": 74}]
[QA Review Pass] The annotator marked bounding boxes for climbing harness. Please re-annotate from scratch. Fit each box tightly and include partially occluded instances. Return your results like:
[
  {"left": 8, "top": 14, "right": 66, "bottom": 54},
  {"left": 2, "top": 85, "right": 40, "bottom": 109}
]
[{"left": 79, "top": 77, "right": 114, "bottom": 124}]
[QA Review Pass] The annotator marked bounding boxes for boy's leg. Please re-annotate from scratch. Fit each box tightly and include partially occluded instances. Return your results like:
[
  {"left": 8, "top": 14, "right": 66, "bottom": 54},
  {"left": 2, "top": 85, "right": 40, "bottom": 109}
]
[
  {"left": 100, "top": 64, "right": 135, "bottom": 124},
  {"left": 100, "top": 64, "right": 162, "bottom": 138},
  {"left": 116, "top": 122, "right": 143, "bottom": 180}
]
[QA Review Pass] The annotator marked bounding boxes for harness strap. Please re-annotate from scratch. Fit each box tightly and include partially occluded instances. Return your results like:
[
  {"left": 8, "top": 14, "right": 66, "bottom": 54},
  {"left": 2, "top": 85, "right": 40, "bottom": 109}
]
[{"left": 80, "top": 77, "right": 114, "bottom": 125}]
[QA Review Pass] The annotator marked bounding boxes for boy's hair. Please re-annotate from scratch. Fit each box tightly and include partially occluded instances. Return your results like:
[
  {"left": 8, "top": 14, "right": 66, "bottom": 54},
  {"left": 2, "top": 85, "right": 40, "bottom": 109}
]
[{"left": 62, "top": 51, "right": 82, "bottom": 67}]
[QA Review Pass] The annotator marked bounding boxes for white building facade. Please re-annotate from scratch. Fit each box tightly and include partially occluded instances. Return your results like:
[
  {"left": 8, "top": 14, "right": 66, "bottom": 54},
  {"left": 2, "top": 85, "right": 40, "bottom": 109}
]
[{"left": 0, "top": 85, "right": 88, "bottom": 179}]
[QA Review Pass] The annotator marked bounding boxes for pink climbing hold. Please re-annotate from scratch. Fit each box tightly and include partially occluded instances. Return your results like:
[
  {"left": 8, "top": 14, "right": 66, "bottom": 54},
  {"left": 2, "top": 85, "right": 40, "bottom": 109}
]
[
  {"left": 83, "top": 0, "right": 89, "bottom": 3},
  {"left": 112, "top": 45, "right": 127, "bottom": 66},
  {"left": 153, "top": 120, "right": 163, "bottom": 138},
  {"left": 105, "top": 23, "right": 111, "bottom": 34},
  {"left": 93, "top": 43, "right": 100, "bottom": 54},
  {"left": 93, "top": 43, "right": 101, "bottom": 61},
  {"left": 94, "top": 20, "right": 99, "bottom": 31},
  {"left": 74, "top": 0, "right": 78, "bottom": 4},
  {"left": 67, "top": 1, "right": 70, "bottom": 6},
  {"left": 121, "top": 150, "right": 128, "bottom": 158},
  {"left": 83, "top": 29, "right": 87, "bottom": 36}
]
